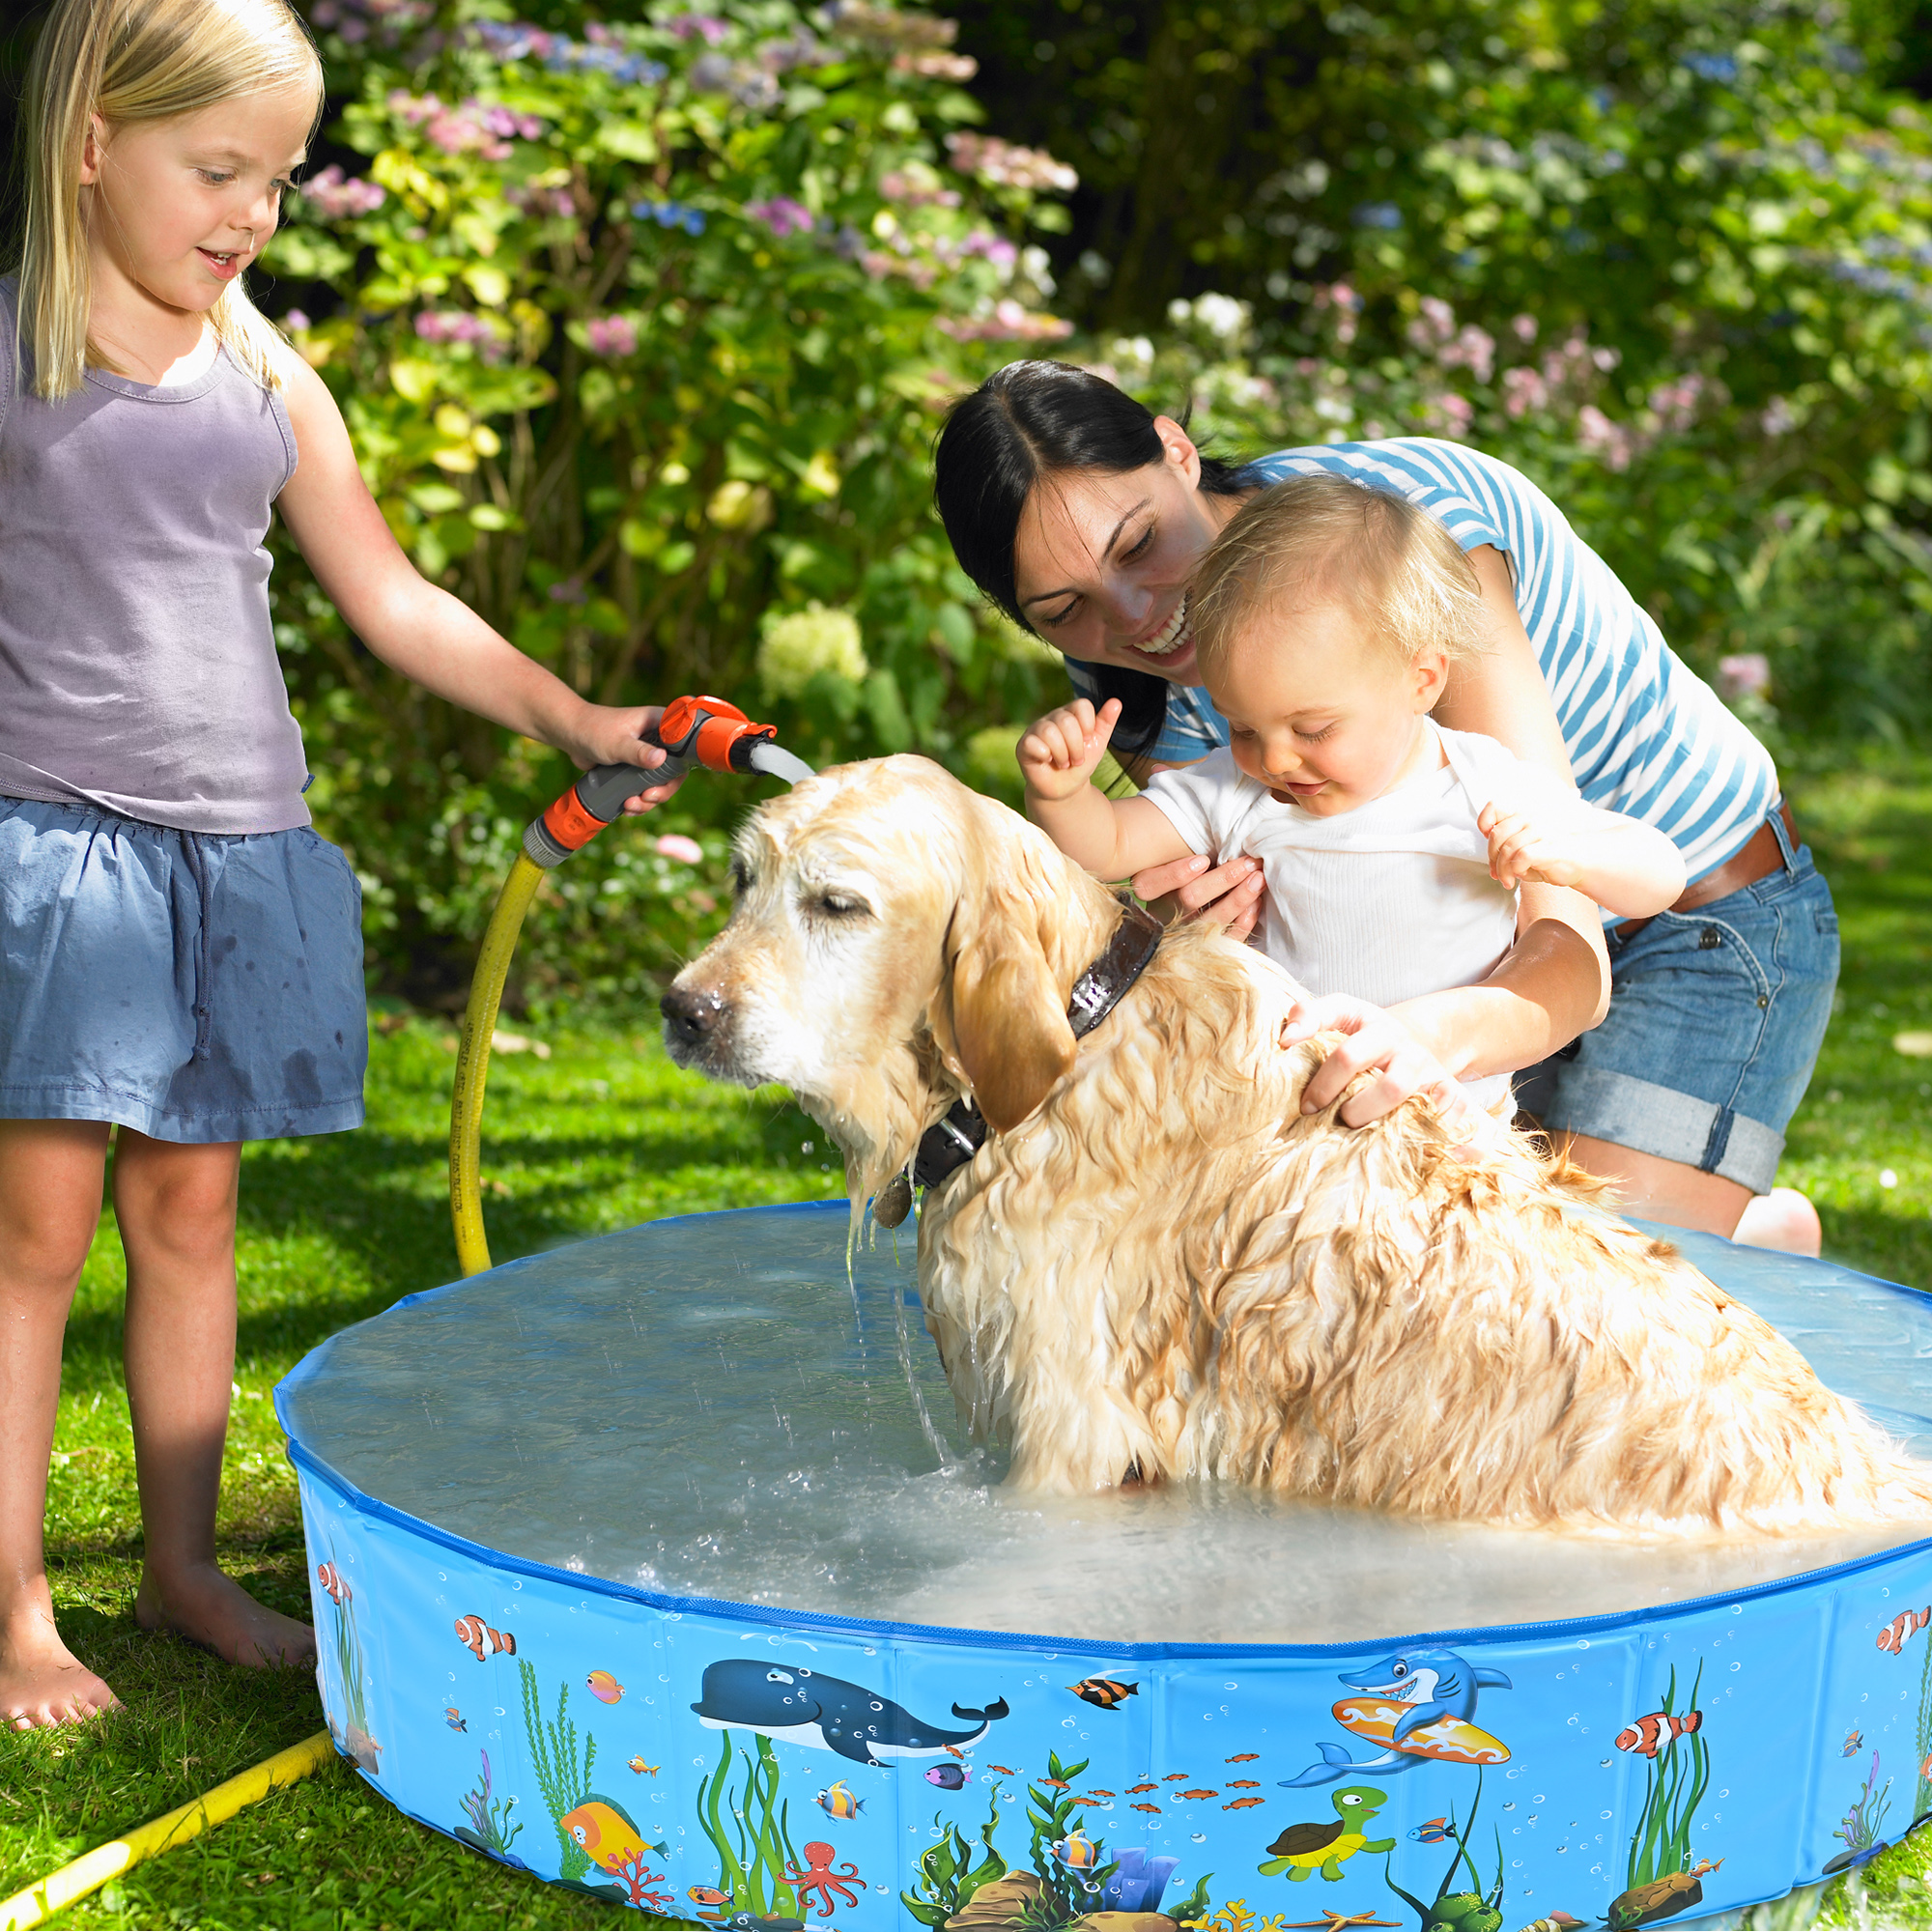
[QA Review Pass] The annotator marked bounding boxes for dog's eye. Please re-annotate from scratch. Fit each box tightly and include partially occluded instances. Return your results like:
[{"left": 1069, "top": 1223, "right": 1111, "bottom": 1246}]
[{"left": 807, "top": 891, "right": 870, "bottom": 920}]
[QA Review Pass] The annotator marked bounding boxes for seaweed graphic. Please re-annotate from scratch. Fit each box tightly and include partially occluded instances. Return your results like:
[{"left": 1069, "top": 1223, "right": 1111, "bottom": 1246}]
[
  {"left": 1381, "top": 1774, "right": 1505, "bottom": 1932},
  {"left": 454, "top": 1748, "right": 525, "bottom": 1862},
  {"left": 317, "top": 1558, "right": 380, "bottom": 1772},
  {"left": 693, "top": 1728, "right": 802, "bottom": 1918},
  {"left": 1020, "top": 1751, "right": 1121, "bottom": 1928},
  {"left": 1623, "top": 1663, "right": 1711, "bottom": 1892},
  {"left": 518, "top": 1660, "right": 598, "bottom": 1882},
  {"left": 902, "top": 1786, "right": 1009, "bottom": 1927},
  {"left": 1916, "top": 1634, "right": 1932, "bottom": 1824},
  {"left": 1833, "top": 1751, "right": 1892, "bottom": 1860}
]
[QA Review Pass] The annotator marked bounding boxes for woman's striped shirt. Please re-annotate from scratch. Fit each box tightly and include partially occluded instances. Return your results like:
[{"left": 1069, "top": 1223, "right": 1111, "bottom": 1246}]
[{"left": 1065, "top": 438, "right": 1776, "bottom": 890}]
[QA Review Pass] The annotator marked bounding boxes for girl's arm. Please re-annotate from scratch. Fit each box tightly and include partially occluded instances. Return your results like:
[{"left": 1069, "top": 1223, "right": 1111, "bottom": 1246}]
[
  {"left": 274, "top": 356, "right": 677, "bottom": 797},
  {"left": 1019, "top": 698, "right": 1193, "bottom": 883},
  {"left": 1480, "top": 797, "right": 1688, "bottom": 919}
]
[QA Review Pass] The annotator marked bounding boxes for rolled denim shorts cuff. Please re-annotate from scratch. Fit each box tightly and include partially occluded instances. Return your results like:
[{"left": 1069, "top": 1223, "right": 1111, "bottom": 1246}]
[{"left": 1537, "top": 1065, "right": 1786, "bottom": 1196}]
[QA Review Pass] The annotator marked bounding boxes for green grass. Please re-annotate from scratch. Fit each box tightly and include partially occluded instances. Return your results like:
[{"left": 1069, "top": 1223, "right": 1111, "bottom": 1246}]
[{"left": 0, "top": 760, "right": 1927, "bottom": 1930}]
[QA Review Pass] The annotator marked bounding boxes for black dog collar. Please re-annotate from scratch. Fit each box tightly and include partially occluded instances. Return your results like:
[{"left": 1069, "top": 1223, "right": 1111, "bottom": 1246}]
[{"left": 873, "top": 898, "right": 1164, "bottom": 1226}]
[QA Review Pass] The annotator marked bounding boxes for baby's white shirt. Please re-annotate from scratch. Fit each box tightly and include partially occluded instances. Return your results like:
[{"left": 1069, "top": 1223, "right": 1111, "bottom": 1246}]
[{"left": 1143, "top": 722, "right": 1582, "bottom": 1111}]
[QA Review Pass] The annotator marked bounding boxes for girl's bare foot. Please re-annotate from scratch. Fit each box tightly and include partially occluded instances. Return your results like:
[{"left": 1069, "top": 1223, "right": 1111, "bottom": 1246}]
[
  {"left": 135, "top": 1562, "right": 315, "bottom": 1668},
  {"left": 0, "top": 1595, "right": 121, "bottom": 1729}
]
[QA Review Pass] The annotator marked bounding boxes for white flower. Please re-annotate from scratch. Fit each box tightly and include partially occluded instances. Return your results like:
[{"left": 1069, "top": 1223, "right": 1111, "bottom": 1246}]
[{"left": 757, "top": 604, "right": 867, "bottom": 698}]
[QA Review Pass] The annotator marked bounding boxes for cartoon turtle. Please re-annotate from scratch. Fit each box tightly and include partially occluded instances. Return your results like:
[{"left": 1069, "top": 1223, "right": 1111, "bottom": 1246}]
[
  {"left": 1605, "top": 1860, "right": 1722, "bottom": 1930},
  {"left": 1260, "top": 1784, "right": 1397, "bottom": 1882}
]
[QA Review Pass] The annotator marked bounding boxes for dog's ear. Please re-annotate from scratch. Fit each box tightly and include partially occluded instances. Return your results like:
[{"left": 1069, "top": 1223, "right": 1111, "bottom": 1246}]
[{"left": 942, "top": 831, "right": 1077, "bottom": 1135}]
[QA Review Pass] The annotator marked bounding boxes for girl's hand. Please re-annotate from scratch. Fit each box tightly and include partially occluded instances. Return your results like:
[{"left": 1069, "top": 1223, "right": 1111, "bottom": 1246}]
[
  {"left": 1131, "top": 851, "right": 1265, "bottom": 940},
  {"left": 559, "top": 702, "right": 683, "bottom": 812},
  {"left": 1018, "top": 697, "right": 1121, "bottom": 803},
  {"left": 1478, "top": 798, "right": 1584, "bottom": 891},
  {"left": 1280, "top": 993, "right": 1467, "bottom": 1127}
]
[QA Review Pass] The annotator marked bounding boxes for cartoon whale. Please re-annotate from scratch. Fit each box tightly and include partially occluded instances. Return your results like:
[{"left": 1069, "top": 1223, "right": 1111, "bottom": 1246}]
[
  {"left": 691, "top": 1661, "right": 1009, "bottom": 1768},
  {"left": 1280, "top": 1645, "right": 1512, "bottom": 1788}
]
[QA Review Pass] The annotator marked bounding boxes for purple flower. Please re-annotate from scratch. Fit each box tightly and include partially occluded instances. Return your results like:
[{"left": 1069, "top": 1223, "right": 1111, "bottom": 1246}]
[
  {"left": 284, "top": 309, "right": 311, "bottom": 331},
  {"left": 413, "top": 311, "right": 505, "bottom": 360},
  {"left": 1717, "top": 652, "right": 1771, "bottom": 700},
  {"left": 746, "top": 195, "right": 813, "bottom": 239},
  {"left": 670, "top": 13, "right": 731, "bottom": 43}
]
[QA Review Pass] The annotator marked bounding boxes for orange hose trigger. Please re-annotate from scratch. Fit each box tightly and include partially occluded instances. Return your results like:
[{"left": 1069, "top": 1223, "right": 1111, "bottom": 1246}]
[
  {"left": 541, "top": 787, "right": 608, "bottom": 854},
  {"left": 657, "top": 694, "right": 778, "bottom": 773}
]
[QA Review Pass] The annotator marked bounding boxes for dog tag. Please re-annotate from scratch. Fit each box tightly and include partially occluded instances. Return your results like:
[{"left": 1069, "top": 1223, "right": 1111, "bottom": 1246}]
[{"left": 873, "top": 1171, "right": 913, "bottom": 1229}]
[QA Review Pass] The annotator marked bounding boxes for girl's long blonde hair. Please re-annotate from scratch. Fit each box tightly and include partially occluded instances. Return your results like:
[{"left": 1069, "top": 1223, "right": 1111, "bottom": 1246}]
[{"left": 14, "top": 0, "right": 323, "bottom": 398}]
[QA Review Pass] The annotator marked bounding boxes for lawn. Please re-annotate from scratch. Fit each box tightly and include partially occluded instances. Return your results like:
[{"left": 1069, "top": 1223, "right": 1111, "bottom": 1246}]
[{"left": 1, "top": 759, "right": 1928, "bottom": 1931}]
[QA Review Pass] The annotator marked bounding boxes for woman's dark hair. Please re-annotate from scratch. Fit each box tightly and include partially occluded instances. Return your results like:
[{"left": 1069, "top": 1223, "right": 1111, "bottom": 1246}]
[{"left": 932, "top": 359, "right": 1250, "bottom": 766}]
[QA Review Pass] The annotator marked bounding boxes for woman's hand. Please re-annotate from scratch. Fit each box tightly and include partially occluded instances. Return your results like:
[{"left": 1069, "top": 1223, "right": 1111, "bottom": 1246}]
[
  {"left": 1281, "top": 993, "right": 1475, "bottom": 1128},
  {"left": 1132, "top": 851, "right": 1265, "bottom": 939}
]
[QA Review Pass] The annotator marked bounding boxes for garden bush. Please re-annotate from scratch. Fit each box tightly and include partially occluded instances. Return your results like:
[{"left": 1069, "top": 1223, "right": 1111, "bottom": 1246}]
[
  {"left": 230, "top": 0, "right": 1932, "bottom": 1004},
  {"left": 270, "top": 0, "right": 1073, "bottom": 1004}
]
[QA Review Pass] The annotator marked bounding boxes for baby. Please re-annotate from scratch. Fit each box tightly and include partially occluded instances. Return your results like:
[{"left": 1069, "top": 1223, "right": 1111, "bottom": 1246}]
[{"left": 1018, "top": 474, "right": 1687, "bottom": 1109}]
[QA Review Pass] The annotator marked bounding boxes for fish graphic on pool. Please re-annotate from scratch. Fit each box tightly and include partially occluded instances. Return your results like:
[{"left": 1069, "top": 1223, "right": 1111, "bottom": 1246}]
[
  {"left": 691, "top": 1661, "right": 1009, "bottom": 1768},
  {"left": 1280, "top": 1645, "right": 1511, "bottom": 1787}
]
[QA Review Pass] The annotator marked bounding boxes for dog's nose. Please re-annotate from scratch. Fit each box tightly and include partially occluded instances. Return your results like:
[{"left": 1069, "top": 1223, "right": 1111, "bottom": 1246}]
[{"left": 661, "top": 982, "right": 726, "bottom": 1047}]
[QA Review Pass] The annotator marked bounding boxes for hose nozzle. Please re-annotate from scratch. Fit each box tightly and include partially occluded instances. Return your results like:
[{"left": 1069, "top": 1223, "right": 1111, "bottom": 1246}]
[{"left": 524, "top": 696, "right": 801, "bottom": 867}]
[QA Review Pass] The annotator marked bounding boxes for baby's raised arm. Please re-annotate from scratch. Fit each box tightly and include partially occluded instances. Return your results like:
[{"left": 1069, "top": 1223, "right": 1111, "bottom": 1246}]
[
  {"left": 1479, "top": 793, "right": 1688, "bottom": 919},
  {"left": 1019, "top": 697, "right": 1195, "bottom": 883}
]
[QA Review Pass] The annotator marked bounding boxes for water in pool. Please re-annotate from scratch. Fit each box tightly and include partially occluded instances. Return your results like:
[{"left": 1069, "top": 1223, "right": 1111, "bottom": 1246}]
[{"left": 282, "top": 1202, "right": 1932, "bottom": 1645}]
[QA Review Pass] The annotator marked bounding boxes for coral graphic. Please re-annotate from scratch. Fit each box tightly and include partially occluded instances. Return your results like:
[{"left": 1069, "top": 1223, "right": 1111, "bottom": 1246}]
[
  {"left": 694, "top": 1727, "right": 804, "bottom": 1918},
  {"left": 517, "top": 1660, "right": 599, "bottom": 1884},
  {"left": 901, "top": 1788, "right": 1009, "bottom": 1927},
  {"left": 453, "top": 1747, "right": 525, "bottom": 1864},
  {"left": 1189, "top": 1902, "right": 1293, "bottom": 1932},
  {"left": 1618, "top": 1663, "right": 1711, "bottom": 1896}
]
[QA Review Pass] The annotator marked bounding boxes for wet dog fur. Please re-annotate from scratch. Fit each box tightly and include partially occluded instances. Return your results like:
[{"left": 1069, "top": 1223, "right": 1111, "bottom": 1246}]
[{"left": 664, "top": 754, "right": 1932, "bottom": 1533}]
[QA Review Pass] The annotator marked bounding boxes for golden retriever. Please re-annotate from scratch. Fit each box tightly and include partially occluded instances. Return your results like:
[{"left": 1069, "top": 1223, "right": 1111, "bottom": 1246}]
[{"left": 663, "top": 754, "right": 1932, "bottom": 1534}]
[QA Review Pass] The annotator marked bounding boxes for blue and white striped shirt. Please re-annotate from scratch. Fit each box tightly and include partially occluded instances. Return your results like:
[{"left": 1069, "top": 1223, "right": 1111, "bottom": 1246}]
[{"left": 1065, "top": 439, "right": 1776, "bottom": 889}]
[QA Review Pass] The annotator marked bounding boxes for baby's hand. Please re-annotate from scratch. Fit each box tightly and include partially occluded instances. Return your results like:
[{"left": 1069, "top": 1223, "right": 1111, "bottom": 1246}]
[
  {"left": 1478, "top": 796, "right": 1586, "bottom": 891},
  {"left": 1017, "top": 697, "right": 1122, "bottom": 803}
]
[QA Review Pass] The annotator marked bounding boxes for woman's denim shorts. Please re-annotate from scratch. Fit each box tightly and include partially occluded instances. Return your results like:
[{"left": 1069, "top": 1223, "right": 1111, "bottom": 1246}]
[
  {"left": 0, "top": 797, "right": 367, "bottom": 1144},
  {"left": 1515, "top": 810, "right": 1838, "bottom": 1196}
]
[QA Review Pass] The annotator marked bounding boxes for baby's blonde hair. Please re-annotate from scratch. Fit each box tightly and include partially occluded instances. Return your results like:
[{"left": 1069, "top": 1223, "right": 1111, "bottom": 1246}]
[
  {"left": 13, "top": 0, "right": 323, "bottom": 399},
  {"left": 1191, "top": 473, "right": 1488, "bottom": 678}
]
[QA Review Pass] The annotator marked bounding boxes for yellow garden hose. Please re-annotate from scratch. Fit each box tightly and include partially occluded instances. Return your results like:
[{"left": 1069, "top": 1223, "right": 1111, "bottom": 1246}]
[
  {"left": 448, "top": 850, "right": 546, "bottom": 1277},
  {"left": 446, "top": 697, "right": 812, "bottom": 1277},
  {"left": 0, "top": 1729, "right": 334, "bottom": 1930}
]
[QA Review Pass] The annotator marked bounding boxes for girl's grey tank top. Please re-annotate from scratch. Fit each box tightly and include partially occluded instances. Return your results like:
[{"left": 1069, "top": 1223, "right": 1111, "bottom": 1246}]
[{"left": 0, "top": 281, "right": 310, "bottom": 834}]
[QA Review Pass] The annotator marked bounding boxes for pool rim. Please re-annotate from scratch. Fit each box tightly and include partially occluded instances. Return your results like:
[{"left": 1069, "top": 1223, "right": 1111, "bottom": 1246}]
[{"left": 276, "top": 1197, "right": 1932, "bottom": 1663}]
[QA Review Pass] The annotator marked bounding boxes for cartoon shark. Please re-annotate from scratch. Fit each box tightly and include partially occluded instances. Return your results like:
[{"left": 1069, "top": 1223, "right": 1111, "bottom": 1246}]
[
  {"left": 691, "top": 1661, "right": 1009, "bottom": 1768},
  {"left": 1279, "top": 1645, "right": 1512, "bottom": 1789}
]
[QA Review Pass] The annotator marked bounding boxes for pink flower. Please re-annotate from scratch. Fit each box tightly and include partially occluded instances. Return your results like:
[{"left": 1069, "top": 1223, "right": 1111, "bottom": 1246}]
[
  {"left": 1577, "top": 405, "right": 1635, "bottom": 471},
  {"left": 944, "top": 131, "right": 1077, "bottom": 193},
  {"left": 302, "top": 164, "right": 386, "bottom": 218},
  {"left": 413, "top": 311, "right": 505, "bottom": 360},
  {"left": 583, "top": 315, "right": 638, "bottom": 356},
  {"left": 654, "top": 834, "right": 705, "bottom": 865},
  {"left": 1411, "top": 295, "right": 1456, "bottom": 346},
  {"left": 745, "top": 195, "right": 814, "bottom": 239},
  {"left": 1761, "top": 396, "right": 1797, "bottom": 438},
  {"left": 1440, "top": 325, "right": 1495, "bottom": 384},
  {"left": 1426, "top": 391, "right": 1474, "bottom": 438},
  {"left": 1716, "top": 653, "right": 1771, "bottom": 700},
  {"left": 669, "top": 13, "right": 730, "bottom": 43},
  {"left": 937, "top": 299, "right": 1074, "bottom": 342},
  {"left": 1501, "top": 366, "right": 1548, "bottom": 419},
  {"left": 1510, "top": 313, "right": 1538, "bottom": 343}
]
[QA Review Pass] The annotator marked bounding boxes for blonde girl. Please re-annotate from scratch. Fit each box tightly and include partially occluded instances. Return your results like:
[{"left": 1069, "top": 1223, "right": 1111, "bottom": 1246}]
[{"left": 0, "top": 0, "right": 673, "bottom": 1728}]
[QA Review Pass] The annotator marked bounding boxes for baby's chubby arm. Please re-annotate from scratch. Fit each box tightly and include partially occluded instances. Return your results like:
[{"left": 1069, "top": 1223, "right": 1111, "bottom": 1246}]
[
  {"left": 1480, "top": 792, "right": 1687, "bottom": 919},
  {"left": 1019, "top": 697, "right": 1194, "bottom": 884}
]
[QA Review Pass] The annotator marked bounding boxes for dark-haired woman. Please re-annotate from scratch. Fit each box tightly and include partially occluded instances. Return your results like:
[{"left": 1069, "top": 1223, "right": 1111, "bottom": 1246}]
[{"left": 932, "top": 361, "right": 1835, "bottom": 1255}]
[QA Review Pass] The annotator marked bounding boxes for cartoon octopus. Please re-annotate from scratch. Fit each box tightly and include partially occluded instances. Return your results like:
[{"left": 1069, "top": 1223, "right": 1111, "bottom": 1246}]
[{"left": 784, "top": 1841, "right": 863, "bottom": 1917}]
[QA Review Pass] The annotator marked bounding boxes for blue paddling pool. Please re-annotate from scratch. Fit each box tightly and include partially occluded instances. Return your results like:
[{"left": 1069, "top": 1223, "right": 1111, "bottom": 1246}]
[{"left": 277, "top": 1202, "right": 1932, "bottom": 1930}]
